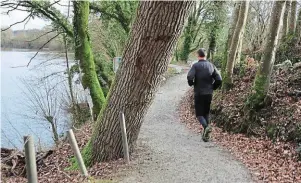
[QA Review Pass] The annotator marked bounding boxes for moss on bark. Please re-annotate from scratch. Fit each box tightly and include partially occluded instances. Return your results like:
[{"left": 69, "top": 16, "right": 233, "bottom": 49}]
[
  {"left": 246, "top": 74, "right": 268, "bottom": 110},
  {"left": 68, "top": 140, "right": 93, "bottom": 170},
  {"left": 222, "top": 74, "right": 233, "bottom": 91},
  {"left": 223, "top": 1, "right": 249, "bottom": 90},
  {"left": 179, "top": 22, "right": 192, "bottom": 62},
  {"left": 73, "top": 1, "right": 105, "bottom": 120},
  {"left": 246, "top": 1, "right": 285, "bottom": 110}
]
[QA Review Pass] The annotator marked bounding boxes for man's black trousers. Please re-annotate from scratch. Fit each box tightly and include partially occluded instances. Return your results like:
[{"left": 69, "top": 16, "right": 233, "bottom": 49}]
[{"left": 194, "top": 94, "right": 212, "bottom": 123}]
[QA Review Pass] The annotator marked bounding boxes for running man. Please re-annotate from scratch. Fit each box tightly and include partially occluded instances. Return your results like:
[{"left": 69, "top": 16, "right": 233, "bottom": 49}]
[{"left": 187, "top": 48, "right": 222, "bottom": 142}]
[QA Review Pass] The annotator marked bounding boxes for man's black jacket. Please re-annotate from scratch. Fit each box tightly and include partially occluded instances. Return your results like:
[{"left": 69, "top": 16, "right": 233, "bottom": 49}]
[{"left": 187, "top": 60, "right": 222, "bottom": 95}]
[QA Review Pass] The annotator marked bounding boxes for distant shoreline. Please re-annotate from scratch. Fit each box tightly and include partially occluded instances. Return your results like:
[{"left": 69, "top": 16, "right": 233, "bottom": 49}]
[{"left": 1, "top": 48, "right": 74, "bottom": 54}]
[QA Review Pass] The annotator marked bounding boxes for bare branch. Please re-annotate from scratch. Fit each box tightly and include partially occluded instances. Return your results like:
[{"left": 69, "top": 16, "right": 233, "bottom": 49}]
[
  {"left": 24, "top": 14, "right": 31, "bottom": 29},
  {"left": 26, "top": 29, "right": 57, "bottom": 42},
  {"left": 30, "top": 54, "right": 64, "bottom": 70},
  {"left": 47, "top": 0, "right": 61, "bottom": 8},
  {"left": 6, "top": 3, "right": 20, "bottom": 15},
  {"left": 57, "top": 2, "right": 70, "bottom": 7},
  {"left": 1, "top": 130, "right": 19, "bottom": 149},
  {"left": 10, "top": 65, "right": 27, "bottom": 68},
  {"left": 40, "top": 71, "right": 65, "bottom": 81},
  {"left": 1, "top": 12, "right": 32, "bottom": 31},
  {"left": 27, "top": 33, "right": 62, "bottom": 67}
]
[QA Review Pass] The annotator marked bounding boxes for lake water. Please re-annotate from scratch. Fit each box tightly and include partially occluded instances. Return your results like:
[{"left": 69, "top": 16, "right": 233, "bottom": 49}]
[{"left": 1, "top": 50, "right": 78, "bottom": 150}]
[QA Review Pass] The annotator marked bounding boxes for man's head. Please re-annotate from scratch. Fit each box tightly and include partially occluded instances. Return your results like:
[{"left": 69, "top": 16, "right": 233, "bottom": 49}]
[{"left": 197, "top": 48, "right": 206, "bottom": 60}]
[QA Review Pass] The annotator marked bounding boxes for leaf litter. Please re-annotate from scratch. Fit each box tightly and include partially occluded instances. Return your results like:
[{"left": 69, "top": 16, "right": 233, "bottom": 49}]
[{"left": 178, "top": 64, "right": 301, "bottom": 183}]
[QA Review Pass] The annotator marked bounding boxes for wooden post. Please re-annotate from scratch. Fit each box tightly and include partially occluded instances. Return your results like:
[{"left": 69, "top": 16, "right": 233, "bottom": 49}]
[
  {"left": 23, "top": 136, "right": 38, "bottom": 183},
  {"left": 120, "top": 112, "right": 130, "bottom": 164},
  {"left": 67, "top": 129, "right": 88, "bottom": 177}
]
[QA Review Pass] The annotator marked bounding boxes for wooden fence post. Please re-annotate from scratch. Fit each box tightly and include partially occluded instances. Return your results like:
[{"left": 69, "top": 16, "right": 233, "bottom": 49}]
[
  {"left": 67, "top": 129, "right": 88, "bottom": 177},
  {"left": 23, "top": 136, "right": 38, "bottom": 183},
  {"left": 120, "top": 112, "right": 130, "bottom": 164}
]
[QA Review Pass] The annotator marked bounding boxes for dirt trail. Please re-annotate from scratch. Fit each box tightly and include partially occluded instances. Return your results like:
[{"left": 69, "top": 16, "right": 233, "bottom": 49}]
[{"left": 119, "top": 73, "right": 253, "bottom": 183}]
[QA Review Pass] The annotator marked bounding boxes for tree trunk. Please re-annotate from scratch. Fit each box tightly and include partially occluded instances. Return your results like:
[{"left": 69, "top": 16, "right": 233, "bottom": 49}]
[
  {"left": 73, "top": 1, "right": 106, "bottom": 120},
  {"left": 223, "top": 1, "right": 249, "bottom": 90},
  {"left": 289, "top": 0, "right": 297, "bottom": 34},
  {"left": 207, "top": 28, "right": 217, "bottom": 62},
  {"left": 207, "top": 1, "right": 226, "bottom": 63},
  {"left": 281, "top": 1, "right": 291, "bottom": 40},
  {"left": 50, "top": 120, "right": 59, "bottom": 145},
  {"left": 46, "top": 116, "right": 59, "bottom": 145},
  {"left": 296, "top": 8, "right": 301, "bottom": 44},
  {"left": 179, "top": 16, "right": 193, "bottom": 62},
  {"left": 89, "top": 1, "right": 194, "bottom": 163},
  {"left": 235, "top": 27, "right": 244, "bottom": 65},
  {"left": 222, "top": 2, "right": 241, "bottom": 76},
  {"left": 247, "top": 1, "right": 285, "bottom": 109}
]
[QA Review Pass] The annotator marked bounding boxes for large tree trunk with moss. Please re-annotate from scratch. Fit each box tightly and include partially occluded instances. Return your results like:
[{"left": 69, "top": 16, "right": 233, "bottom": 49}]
[
  {"left": 207, "top": 1, "right": 226, "bottom": 63},
  {"left": 73, "top": 1, "right": 105, "bottom": 120},
  {"left": 223, "top": 1, "right": 249, "bottom": 90},
  {"left": 222, "top": 2, "right": 241, "bottom": 76},
  {"left": 281, "top": 1, "right": 291, "bottom": 40},
  {"left": 289, "top": 0, "right": 297, "bottom": 34},
  {"left": 247, "top": 1, "right": 285, "bottom": 110},
  {"left": 89, "top": 1, "right": 194, "bottom": 163}
]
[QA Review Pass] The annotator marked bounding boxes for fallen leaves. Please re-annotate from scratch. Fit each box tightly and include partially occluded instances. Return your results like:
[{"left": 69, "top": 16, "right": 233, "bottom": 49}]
[
  {"left": 1, "top": 123, "right": 129, "bottom": 183},
  {"left": 178, "top": 65, "right": 301, "bottom": 183}
]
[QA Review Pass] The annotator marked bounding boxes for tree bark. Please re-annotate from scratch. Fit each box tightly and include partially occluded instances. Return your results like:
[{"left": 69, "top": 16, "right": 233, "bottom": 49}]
[
  {"left": 281, "top": 1, "right": 291, "bottom": 40},
  {"left": 179, "top": 14, "right": 194, "bottom": 62},
  {"left": 223, "top": 1, "right": 249, "bottom": 90},
  {"left": 207, "top": 1, "right": 226, "bottom": 62},
  {"left": 235, "top": 27, "right": 245, "bottom": 65},
  {"left": 289, "top": 0, "right": 297, "bottom": 34},
  {"left": 247, "top": 1, "right": 285, "bottom": 109},
  {"left": 222, "top": 2, "right": 241, "bottom": 75},
  {"left": 73, "top": 1, "right": 106, "bottom": 120},
  {"left": 296, "top": 7, "right": 301, "bottom": 44},
  {"left": 178, "top": 2, "right": 203, "bottom": 62},
  {"left": 90, "top": 1, "right": 194, "bottom": 163}
]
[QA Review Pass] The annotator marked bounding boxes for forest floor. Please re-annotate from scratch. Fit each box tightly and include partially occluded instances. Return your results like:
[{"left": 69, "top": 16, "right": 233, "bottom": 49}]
[
  {"left": 179, "top": 64, "right": 301, "bottom": 183},
  {"left": 119, "top": 73, "right": 253, "bottom": 183}
]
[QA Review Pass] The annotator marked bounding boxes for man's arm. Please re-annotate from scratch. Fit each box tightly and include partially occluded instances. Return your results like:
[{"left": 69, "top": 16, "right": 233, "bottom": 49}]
[
  {"left": 187, "top": 64, "right": 196, "bottom": 86},
  {"left": 212, "top": 65, "right": 222, "bottom": 90}
]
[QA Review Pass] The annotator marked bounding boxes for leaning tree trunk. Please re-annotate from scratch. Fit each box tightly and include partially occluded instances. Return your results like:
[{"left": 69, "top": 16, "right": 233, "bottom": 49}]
[
  {"left": 247, "top": 1, "right": 285, "bottom": 110},
  {"left": 73, "top": 1, "right": 105, "bottom": 121},
  {"left": 289, "top": 0, "right": 297, "bottom": 34},
  {"left": 90, "top": 1, "right": 194, "bottom": 163},
  {"left": 223, "top": 1, "right": 249, "bottom": 90},
  {"left": 281, "top": 0, "right": 291, "bottom": 40},
  {"left": 222, "top": 2, "right": 241, "bottom": 76}
]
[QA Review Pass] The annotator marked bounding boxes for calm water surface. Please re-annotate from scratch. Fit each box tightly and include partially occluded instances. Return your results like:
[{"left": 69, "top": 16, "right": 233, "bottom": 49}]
[{"left": 1, "top": 50, "right": 75, "bottom": 149}]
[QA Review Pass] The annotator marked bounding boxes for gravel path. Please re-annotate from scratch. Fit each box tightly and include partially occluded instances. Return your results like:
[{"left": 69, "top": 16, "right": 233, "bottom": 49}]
[{"left": 120, "top": 73, "right": 253, "bottom": 183}]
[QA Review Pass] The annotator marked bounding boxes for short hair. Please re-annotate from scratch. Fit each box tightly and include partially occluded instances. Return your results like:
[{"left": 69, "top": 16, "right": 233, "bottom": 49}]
[{"left": 197, "top": 48, "right": 206, "bottom": 57}]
